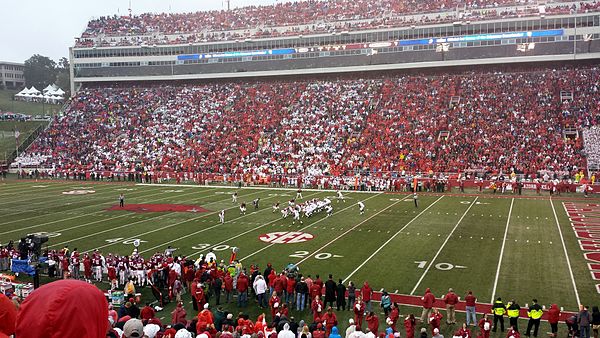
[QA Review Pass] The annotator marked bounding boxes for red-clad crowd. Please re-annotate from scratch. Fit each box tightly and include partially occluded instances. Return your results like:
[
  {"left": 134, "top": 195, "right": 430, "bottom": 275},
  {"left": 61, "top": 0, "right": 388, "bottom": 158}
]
[
  {"left": 18, "top": 67, "right": 600, "bottom": 179},
  {"left": 74, "top": 0, "right": 600, "bottom": 47},
  {"left": 2, "top": 246, "right": 599, "bottom": 338}
]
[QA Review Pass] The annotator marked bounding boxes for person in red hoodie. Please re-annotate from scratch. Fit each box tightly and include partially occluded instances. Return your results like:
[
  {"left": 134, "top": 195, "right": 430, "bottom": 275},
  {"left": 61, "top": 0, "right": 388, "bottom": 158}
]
[
  {"left": 478, "top": 314, "right": 492, "bottom": 338},
  {"left": 15, "top": 280, "right": 108, "bottom": 338},
  {"left": 458, "top": 323, "right": 472, "bottom": 338},
  {"left": 197, "top": 303, "right": 215, "bottom": 333},
  {"left": 404, "top": 314, "right": 416, "bottom": 338},
  {"left": 140, "top": 302, "right": 156, "bottom": 322},
  {"left": 286, "top": 275, "right": 296, "bottom": 306},
  {"left": 310, "top": 281, "right": 322, "bottom": 301},
  {"left": 389, "top": 303, "right": 400, "bottom": 332},
  {"left": 324, "top": 306, "right": 339, "bottom": 337},
  {"left": 354, "top": 295, "right": 366, "bottom": 328},
  {"left": 506, "top": 326, "right": 520, "bottom": 338},
  {"left": 171, "top": 302, "right": 187, "bottom": 326},
  {"left": 421, "top": 288, "right": 436, "bottom": 323},
  {"left": 312, "top": 295, "right": 325, "bottom": 322},
  {"left": 221, "top": 273, "right": 233, "bottom": 303},
  {"left": 0, "top": 294, "right": 17, "bottom": 338},
  {"left": 429, "top": 308, "right": 443, "bottom": 334},
  {"left": 237, "top": 272, "right": 249, "bottom": 308},
  {"left": 269, "top": 291, "right": 281, "bottom": 319},
  {"left": 366, "top": 311, "right": 380, "bottom": 336},
  {"left": 548, "top": 304, "right": 561, "bottom": 337},
  {"left": 362, "top": 281, "right": 374, "bottom": 313}
]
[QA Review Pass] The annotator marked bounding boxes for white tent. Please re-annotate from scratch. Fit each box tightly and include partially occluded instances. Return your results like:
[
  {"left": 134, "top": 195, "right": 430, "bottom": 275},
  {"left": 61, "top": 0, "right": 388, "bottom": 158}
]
[
  {"left": 43, "top": 84, "right": 54, "bottom": 93},
  {"left": 29, "top": 87, "right": 41, "bottom": 95},
  {"left": 15, "top": 88, "right": 28, "bottom": 97},
  {"left": 54, "top": 88, "right": 65, "bottom": 96}
]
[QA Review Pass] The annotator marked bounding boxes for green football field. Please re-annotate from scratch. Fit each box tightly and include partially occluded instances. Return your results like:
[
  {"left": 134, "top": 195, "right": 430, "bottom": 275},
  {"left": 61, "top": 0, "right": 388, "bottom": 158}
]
[{"left": 0, "top": 180, "right": 598, "bottom": 335}]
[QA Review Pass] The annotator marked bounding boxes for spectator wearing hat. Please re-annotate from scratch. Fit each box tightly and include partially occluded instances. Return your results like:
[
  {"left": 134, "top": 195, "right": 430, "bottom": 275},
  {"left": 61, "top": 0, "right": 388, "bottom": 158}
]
[
  {"left": 123, "top": 318, "right": 144, "bottom": 338},
  {"left": 16, "top": 280, "right": 108, "bottom": 338}
]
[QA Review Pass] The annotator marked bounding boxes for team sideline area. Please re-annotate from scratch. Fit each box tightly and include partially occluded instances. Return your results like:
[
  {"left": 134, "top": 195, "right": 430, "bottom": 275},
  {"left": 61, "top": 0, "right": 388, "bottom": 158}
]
[{"left": 0, "top": 180, "right": 598, "bottom": 337}]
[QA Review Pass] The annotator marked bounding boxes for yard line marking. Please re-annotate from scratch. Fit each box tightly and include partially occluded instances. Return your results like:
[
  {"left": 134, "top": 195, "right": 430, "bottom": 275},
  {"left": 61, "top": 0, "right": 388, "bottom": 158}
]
[
  {"left": 555, "top": 199, "right": 581, "bottom": 306},
  {"left": 410, "top": 196, "right": 479, "bottom": 295},
  {"left": 186, "top": 191, "right": 323, "bottom": 257},
  {"left": 240, "top": 193, "right": 383, "bottom": 262},
  {"left": 0, "top": 187, "right": 214, "bottom": 235},
  {"left": 76, "top": 189, "right": 268, "bottom": 252},
  {"left": 490, "top": 198, "right": 514, "bottom": 303},
  {"left": 294, "top": 193, "right": 406, "bottom": 266},
  {"left": 343, "top": 196, "right": 444, "bottom": 283}
]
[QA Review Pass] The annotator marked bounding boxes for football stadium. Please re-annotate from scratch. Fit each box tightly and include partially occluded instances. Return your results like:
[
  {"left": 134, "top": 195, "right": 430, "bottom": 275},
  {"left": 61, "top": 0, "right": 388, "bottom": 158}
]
[{"left": 1, "top": 1, "right": 600, "bottom": 338}]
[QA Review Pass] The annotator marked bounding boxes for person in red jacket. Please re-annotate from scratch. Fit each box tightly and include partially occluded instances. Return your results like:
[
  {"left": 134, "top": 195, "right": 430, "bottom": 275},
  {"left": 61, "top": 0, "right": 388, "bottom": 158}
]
[
  {"left": 310, "top": 281, "right": 322, "bottom": 301},
  {"left": 354, "top": 295, "right": 366, "bottom": 328},
  {"left": 547, "top": 304, "right": 561, "bottom": 337},
  {"left": 366, "top": 311, "right": 379, "bottom": 335},
  {"left": 429, "top": 309, "right": 443, "bottom": 334},
  {"left": 444, "top": 288, "right": 459, "bottom": 324},
  {"left": 478, "top": 314, "right": 492, "bottom": 338},
  {"left": 324, "top": 307, "right": 338, "bottom": 337},
  {"left": 171, "top": 302, "right": 187, "bottom": 326},
  {"left": 361, "top": 281, "right": 374, "bottom": 313},
  {"left": 313, "top": 323, "right": 326, "bottom": 338},
  {"left": 197, "top": 303, "right": 215, "bottom": 333},
  {"left": 269, "top": 292, "right": 281, "bottom": 319},
  {"left": 224, "top": 273, "right": 234, "bottom": 303},
  {"left": 312, "top": 295, "right": 324, "bottom": 322},
  {"left": 421, "top": 288, "right": 436, "bottom": 323},
  {"left": 458, "top": 323, "right": 472, "bottom": 338},
  {"left": 237, "top": 273, "right": 249, "bottom": 308},
  {"left": 389, "top": 303, "right": 400, "bottom": 332},
  {"left": 140, "top": 303, "right": 156, "bottom": 322},
  {"left": 404, "top": 314, "right": 416, "bottom": 338},
  {"left": 286, "top": 276, "right": 296, "bottom": 306},
  {"left": 506, "top": 326, "right": 520, "bottom": 338}
]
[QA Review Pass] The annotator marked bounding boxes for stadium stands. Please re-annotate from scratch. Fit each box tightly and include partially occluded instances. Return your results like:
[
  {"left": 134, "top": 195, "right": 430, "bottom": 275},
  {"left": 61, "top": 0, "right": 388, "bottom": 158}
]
[
  {"left": 20, "top": 66, "right": 600, "bottom": 178},
  {"left": 74, "top": 0, "right": 599, "bottom": 47}
]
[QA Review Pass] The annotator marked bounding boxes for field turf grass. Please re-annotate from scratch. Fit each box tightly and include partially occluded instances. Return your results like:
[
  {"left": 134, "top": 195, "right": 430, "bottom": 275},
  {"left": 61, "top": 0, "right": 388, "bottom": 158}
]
[
  {"left": 1, "top": 180, "right": 598, "bottom": 337},
  {"left": 0, "top": 89, "right": 61, "bottom": 116},
  {"left": 0, "top": 121, "right": 47, "bottom": 161}
]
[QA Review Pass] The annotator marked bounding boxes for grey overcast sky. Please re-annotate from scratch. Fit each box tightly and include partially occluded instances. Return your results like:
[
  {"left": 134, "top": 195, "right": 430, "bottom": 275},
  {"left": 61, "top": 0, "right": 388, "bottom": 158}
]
[{"left": 1, "top": 0, "right": 283, "bottom": 64}]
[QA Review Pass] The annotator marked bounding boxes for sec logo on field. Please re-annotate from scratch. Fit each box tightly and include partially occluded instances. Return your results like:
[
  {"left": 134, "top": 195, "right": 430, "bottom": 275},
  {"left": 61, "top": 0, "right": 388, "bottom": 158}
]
[{"left": 259, "top": 232, "right": 314, "bottom": 244}]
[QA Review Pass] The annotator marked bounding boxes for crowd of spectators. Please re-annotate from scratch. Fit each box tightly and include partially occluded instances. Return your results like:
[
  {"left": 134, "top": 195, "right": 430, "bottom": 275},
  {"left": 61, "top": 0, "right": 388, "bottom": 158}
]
[
  {"left": 74, "top": 0, "right": 600, "bottom": 47},
  {"left": 582, "top": 126, "right": 600, "bottom": 171},
  {"left": 2, "top": 244, "right": 599, "bottom": 338},
  {"left": 19, "top": 66, "right": 600, "bottom": 179}
]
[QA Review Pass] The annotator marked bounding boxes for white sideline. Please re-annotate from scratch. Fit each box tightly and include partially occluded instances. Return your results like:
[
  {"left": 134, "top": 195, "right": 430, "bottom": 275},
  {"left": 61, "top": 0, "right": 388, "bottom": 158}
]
[
  {"left": 410, "top": 196, "right": 479, "bottom": 295},
  {"left": 490, "top": 197, "right": 514, "bottom": 303},
  {"left": 555, "top": 199, "right": 581, "bottom": 307},
  {"left": 240, "top": 192, "right": 384, "bottom": 262},
  {"left": 185, "top": 191, "right": 324, "bottom": 257},
  {"left": 343, "top": 195, "right": 445, "bottom": 284},
  {"left": 76, "top": 189, "right": 268, "bottom": 252},
  {"left": 294, "top": 193, "right": 405, "bottom": 266},
  {"left": 137, "top": 183, "right": 385, "bottom": 194}
]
